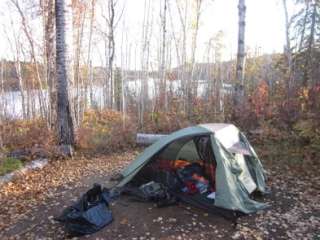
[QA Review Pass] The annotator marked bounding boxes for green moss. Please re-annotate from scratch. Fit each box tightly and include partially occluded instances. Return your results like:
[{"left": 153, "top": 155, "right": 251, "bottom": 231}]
[{"left": 0, "top": 157, "right": 23, "bottom": 176}]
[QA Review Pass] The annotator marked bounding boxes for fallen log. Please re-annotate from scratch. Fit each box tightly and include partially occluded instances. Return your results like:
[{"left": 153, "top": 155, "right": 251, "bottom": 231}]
[
  {"left": 136, "top": 133, "right": 167, "bottom": 145},
  {"left": 0, "top": 158, "right": 48, "bottom": 186}
]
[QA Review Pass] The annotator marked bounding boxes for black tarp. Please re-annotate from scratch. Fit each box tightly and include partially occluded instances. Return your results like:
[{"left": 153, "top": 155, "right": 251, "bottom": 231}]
[{"left": 55, "top": 184, "right": 113, "bottom": 236}]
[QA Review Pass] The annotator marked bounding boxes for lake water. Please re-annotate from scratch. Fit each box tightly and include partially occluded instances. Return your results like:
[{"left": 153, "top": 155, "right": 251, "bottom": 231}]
[{"left": 0, "top": 79, "right": 230, "bottom": 119}]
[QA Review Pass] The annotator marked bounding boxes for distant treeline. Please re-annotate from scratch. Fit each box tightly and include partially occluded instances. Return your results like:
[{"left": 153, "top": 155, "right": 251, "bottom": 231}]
[{"left": 0, "top": 53, "right": 283, "bottom": 92}]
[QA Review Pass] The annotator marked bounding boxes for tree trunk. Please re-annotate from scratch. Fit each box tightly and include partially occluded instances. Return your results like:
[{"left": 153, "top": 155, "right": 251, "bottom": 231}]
[
  {"left": 0, "top": 60, "right": 4, "bottom": 103},
  {"left": 282, "top": 0, "right": 292, "bottom": 95},
  {"left": 87, "top": 0, "right": 96, "bottom": 108},
  {"left": 55, "top": 0, "right": 75, "bottom": 147},
  {"left": 6, "top": 20, "right": 27, "bottom": 119},
  {"left": 136, "top": 133, "right": 167, "bottom": 145},
  {"left": 234, "top": 0, "right": 246, "bottom": 105},
  {"left": 73, "top": 2, "right": 86, "bottom": 126},
  {"left": 176, "top": 0, "right": 188, "bottom": 114},
  {"left": 303, "top": 3, "right": 317, "bottom": 87},
  {"left": 107, "top": 0, "right": 115, "bottom": 109},
  {"left": 44, "top": 0, "right": 56, "bottom": 128},
  {"left": 15, "top": 60, "right": 27, "bottom": 119},
  {"left": 159, "top": 0, "right": 168, "bottom": 111},
  {"left": 12, "top": 0, "right": 48, "bottom": 119},
  {"left": 139, "top": 0, "right": 153, "bottom": 129},
  {"left": 298, "top": 2, "right": 310, "bottom": 52},
  {"left": 0, "top": 61, "right": 3, "bottom": 145},
  {"left": 114, "top": 68, "right": 122, "bottom": 111},
  {"left": 190, "top": 0, "right": 202, "bottom": 105}
]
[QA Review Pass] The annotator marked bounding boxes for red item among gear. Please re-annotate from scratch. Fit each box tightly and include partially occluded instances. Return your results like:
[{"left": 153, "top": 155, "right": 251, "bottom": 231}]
[{"left": 184, "top": 181, "right": 199, "bottom": 194}]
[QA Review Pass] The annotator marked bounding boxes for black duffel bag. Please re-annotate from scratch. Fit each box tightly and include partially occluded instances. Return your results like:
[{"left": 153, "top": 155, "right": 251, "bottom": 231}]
[{"left": 55, "top": 184, "right": 113, "bottom": 236}]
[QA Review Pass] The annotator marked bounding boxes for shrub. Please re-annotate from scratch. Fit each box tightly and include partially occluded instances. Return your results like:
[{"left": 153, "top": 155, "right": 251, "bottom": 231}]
[
  {"left": 291, "top": 86, "right": 320, "bottom": 158},
  {"left": 0, "top": 157, "right": 23, "bottom": 175},
  {"left": 142, "top": 110, "right": 190, "bottom": 134},
  {"left": 294, "top": 115, "right": 320, "bottom": 153},
  {"left": 77, "top": 110, "right": 137, "bottom": 153},
  {"left": 0, "top": 119, "right": 54, "bottom": 152}
]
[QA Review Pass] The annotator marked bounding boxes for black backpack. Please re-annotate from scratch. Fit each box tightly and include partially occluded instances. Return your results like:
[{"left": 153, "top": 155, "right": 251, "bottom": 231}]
[{"left": 55, "top": 184, "right": 113, "bottom": 236}]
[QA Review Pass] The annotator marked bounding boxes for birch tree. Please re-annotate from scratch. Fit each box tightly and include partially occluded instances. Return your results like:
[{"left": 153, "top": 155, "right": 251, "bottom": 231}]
[
  {"left": 100, "top": 0, "right": 124, "bottom": 109},
  {"left": 234, "top": 0, "right": 246, "bottom": 105},
  {"left": 42, "top": 0, "right": 56, "bottom": 127},
  {"left": 101, "top": 0, "right": 116, "bottom": 109},
  {"left": 73, "top": 0, "right": 87, "bottom": 126},
  {"left": 0, "top": 60, "right": 4, "bottom": 116},
  {"left": 139, "top": 0, "right": 154, "bottom": 129},
  {"left": 282, "top": 0, "right": 292, "bottom": 93},
  {"left": 11, "top": 0, "right": 48, "bottom": 119},
  {"left": 175, "top": 0, "right": 188, "bottom": 112},
  {"left": 301, "top": 1, "right": 319, "bottom": 86},
  {"left": 87, "top": 0, "right": 96, "bottom": 108},
  {"left": 0, "top": 60, "right": 3, "bottom": 146},
  {"left": 55, "top": 0, "right": 75, "bottom": 148},
  {"left": 108, "top": 0, "right": 116, "bottom": 109},
  {"left": 5, "top": 17, "right": 27, "bottom": 119},
  {"left": 292, "top": 0, "right": 320, "bottom": 87},
  {"left": 159, "top": 0, "right": 168, "bottom": 111},
  {"left": 190, "top": 0, "right": 203, "bottom": 103}
]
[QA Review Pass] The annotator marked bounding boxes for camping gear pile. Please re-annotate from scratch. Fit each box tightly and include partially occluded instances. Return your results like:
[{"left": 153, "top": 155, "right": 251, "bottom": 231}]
[
  {"left": 152, "top": 159, "right": 215, "bottom": 196},
  {"left": 177, "top": 162, "right": 212, "bottom": 194}
]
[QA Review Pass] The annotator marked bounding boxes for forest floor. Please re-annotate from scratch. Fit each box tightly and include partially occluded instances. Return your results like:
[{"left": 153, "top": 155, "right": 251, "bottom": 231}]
[{"left": 0, "top": 146, "right": 319, "bottom": 240}]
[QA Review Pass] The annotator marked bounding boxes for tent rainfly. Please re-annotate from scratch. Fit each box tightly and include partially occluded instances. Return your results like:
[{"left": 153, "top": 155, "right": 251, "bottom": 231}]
[{"left": 115, "top": 123, "right": 269, "bottom": 215}]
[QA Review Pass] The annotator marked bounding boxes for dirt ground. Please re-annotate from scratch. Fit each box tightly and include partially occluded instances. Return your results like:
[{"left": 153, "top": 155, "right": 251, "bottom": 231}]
[{"left": 0, "top": 150, "right": 319, "bottom": 240}]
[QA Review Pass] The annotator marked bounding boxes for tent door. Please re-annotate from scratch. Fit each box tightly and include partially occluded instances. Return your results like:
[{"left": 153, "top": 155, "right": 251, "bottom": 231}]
[{"left": 234, "top": 154, "right": 257, "bottom": 194}]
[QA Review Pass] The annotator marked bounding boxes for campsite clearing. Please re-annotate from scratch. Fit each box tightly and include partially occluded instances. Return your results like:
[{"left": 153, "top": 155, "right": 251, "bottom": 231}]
[{"left": 0, "top": 150, "right": 319, "bottom": 240}]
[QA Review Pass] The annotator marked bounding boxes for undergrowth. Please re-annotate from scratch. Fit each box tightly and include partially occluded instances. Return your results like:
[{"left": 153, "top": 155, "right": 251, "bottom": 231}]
[
  {"left": 0, "top": 157, "right": 23, "bottom": 176},
  {"left": 0, "top": 118, "right": 54, "bottom": 152},
  {"left": 0, "top": 90, "right": 319, "bottom": 164},
  {"left": 77, "top": 110, "right": 137, "bottom": 153}
]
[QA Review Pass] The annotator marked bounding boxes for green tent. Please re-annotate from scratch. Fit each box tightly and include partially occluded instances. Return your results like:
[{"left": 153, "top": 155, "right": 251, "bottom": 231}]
[{"left": 116, "top": 123, "right": 269, "bottom": 214}]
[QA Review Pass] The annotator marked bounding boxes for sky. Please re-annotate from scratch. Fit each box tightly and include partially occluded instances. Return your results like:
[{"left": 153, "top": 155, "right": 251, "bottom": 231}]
[
  {"left": 113, "top": 0, "right": 289, "bottom": 67},
  {"left": 0, "top": 0, "right": 293, "bottom": 68},
  {"left": 199, "top": 0, "right": 286, "bottom": 57}
]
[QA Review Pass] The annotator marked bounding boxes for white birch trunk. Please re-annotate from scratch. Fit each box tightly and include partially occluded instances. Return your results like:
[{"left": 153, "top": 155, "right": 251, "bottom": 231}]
[
  {"left": 235, "top": 0, "right": 246, "bottom": 104},
  {"left": 12, "top": 0, "right": 48, "bottom": 119},
  {"left": 176, "top": 0, "right": 188, "bottom": 114},
  {"left": 87, "top": 0, "right": 96, "bottom": 108},
  {"left": 282, "top": 0, "right": 293, "bottom": 93},
  {"left": 43, "top": 0, "right": 56, "bottom": 127},
  {"left": 190, "top": 0, "right": 202, "bottom": 102},
  {"left": 139, "top": 0, "right": 153, "bottom": 129},
  {"left": 159, "top": 0, "right": 168, "bottom": 111},
  {"left": 55, "top": 0, "right": 75, "bottom": 147}
]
